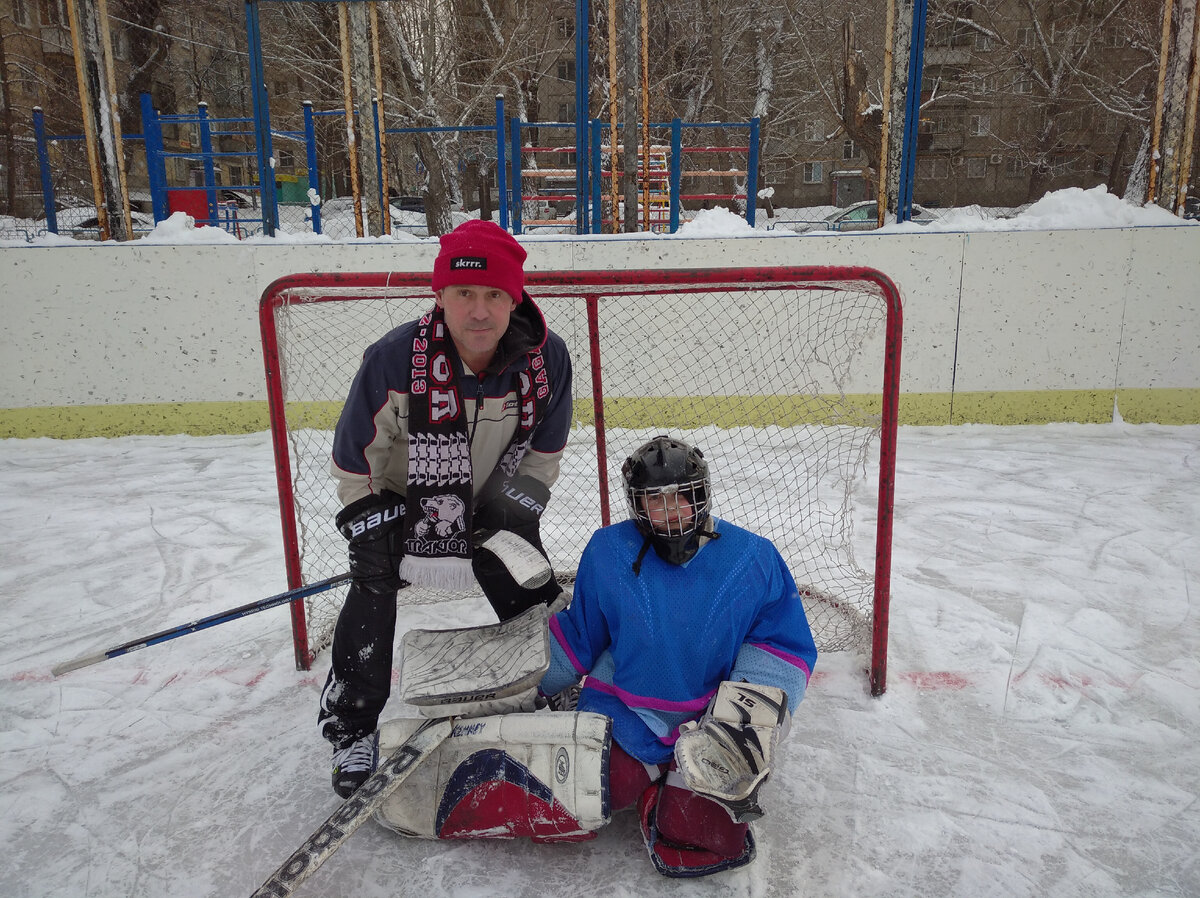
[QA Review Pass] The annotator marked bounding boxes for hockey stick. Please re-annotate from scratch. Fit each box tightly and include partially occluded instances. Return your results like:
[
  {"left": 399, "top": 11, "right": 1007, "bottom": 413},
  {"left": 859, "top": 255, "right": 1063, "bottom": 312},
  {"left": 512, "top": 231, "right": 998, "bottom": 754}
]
[
  {"left": 250, "top": 716, "right": 454, "bottom": 898},
  {"left": 50, "top": 573, "right": 352, "bottom": 677},
  {"left": 51, "top": 531, "right": 548, "bottom": 678}
]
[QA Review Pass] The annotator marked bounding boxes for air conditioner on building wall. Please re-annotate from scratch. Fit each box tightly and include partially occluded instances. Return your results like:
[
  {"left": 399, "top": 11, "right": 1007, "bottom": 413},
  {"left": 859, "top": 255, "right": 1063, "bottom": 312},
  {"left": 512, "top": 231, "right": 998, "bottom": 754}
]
[{"left": 990, "top": 154, "right": 1004, "bottom": 165}]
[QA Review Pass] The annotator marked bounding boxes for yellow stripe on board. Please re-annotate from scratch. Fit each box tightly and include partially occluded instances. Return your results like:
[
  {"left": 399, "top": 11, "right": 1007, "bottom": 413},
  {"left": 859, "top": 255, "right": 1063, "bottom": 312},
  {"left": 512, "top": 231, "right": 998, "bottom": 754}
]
[
  {"left": 0, "top": 402, "right": 271, "bottom": 439},
  {"left": 1, "top": 389, "right": 1198, "bottom": 439},
  {"left": 1114, "top": 389, "right": 1200, "bottom": 425}
]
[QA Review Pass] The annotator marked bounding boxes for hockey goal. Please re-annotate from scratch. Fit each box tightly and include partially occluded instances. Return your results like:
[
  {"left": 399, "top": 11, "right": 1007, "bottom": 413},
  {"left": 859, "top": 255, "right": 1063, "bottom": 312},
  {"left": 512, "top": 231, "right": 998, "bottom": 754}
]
[{"left": 260, "top": 266, "right": 902, "bottom": 694}]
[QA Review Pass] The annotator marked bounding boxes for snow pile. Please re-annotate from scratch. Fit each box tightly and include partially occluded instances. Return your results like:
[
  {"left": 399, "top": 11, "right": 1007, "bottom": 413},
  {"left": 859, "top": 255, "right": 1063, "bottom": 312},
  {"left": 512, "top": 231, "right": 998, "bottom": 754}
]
[
  {"left": 137, "top": 210, "right": 242, "bottom": 245},
  {"left": 676, "top": 206, "right": 758, "bottom": 236},
  {"left": 912, "top": 184, "right": 1191, "bottom": 233}
]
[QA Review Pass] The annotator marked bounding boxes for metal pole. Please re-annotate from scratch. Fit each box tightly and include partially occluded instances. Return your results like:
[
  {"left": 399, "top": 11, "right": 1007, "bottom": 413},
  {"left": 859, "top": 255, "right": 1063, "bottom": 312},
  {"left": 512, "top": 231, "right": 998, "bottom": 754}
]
[
  {"left": 244, "top": 0, "right": 277, "bottom": 236},
  {"left": 510, "top": 115, "right": 522, "bottom": 233},
  {"left": 495, "top": 94, "right": 508, "bottom": 230},
  {"left": 372, "top": 97, "right": 385, "bottom": 227},
  {"left": 33, "top": 108, "right": 58, "bottom": 233},
  {"left": 669, "top": 117, "right": 681, "bottom": 233},
  {"left": 590, "top": 118, "right": 602, "bottom": 232},
  {"left": 745, "top": 117, "right": 759, "bottom": 228},
  {"left": 140, "top": 92, "right": 167, "bottom": 222},
  {"left": 574, "top": 0, "right": 590, "bottom": 234},
  {"left": 303, "top": 101, "right": 322, "bottom": 234},
  {"left": 897, "top": 0, "right": 928, "bottom": 222},
  {"left": 198, "top": 103, "right": 218, "bottom": 225}
]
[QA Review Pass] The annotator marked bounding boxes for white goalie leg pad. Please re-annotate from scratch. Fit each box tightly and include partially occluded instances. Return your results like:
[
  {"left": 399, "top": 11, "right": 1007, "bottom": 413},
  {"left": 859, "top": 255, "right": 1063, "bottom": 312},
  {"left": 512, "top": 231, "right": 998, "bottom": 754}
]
[
  {"left": 673, "top": 681, "right": 789, "bottom": 823},
  {"left": 374, "top": 711, "right": 612, "bottom": 842},
  {"left": 399, "top": 604, "right": 549, "bottom": 718}
]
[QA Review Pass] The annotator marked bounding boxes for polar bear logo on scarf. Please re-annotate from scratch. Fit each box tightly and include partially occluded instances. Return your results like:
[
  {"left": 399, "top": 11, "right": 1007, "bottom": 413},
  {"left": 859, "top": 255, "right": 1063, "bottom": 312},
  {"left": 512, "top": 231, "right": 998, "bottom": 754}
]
[{"left": 413, "top": 494, "right": 467, "bottom": 541}]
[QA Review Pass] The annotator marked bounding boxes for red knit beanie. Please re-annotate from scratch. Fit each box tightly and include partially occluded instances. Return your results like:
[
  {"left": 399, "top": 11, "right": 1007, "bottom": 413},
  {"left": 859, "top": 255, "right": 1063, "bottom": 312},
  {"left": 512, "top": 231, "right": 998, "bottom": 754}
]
[{"left": 432, "top": 220, "right": 526, "bottom": 304}]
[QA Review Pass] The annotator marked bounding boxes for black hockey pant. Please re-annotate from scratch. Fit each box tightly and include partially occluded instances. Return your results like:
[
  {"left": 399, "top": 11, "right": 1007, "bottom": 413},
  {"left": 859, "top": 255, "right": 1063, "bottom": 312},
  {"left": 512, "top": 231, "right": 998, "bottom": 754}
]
[{"left": 317, "top": 518, "right": 562, "bottom": 748}]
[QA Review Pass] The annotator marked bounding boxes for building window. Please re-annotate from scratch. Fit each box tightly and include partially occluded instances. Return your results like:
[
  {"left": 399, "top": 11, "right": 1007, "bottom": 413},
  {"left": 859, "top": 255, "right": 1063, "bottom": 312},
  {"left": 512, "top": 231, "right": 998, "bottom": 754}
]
[
  {"left": 966, "top": 157, "right": 987, "bottom": 179},
  {"left": 917, "top": 157, "right": 950, "bottom": 180},
  {"left": 803, "top": 120, "right": 823, "bottom": 142},
  {"left": 556, "top": 60, "right": 575, "bottom": 82},
  {"left": 1005, "top": 158, "right": 1024, "bottom": 178},
  {"left": 802, "top": 161, "right": 824, "bottom": 184},
  {"left": 13, "top": 0, "right": 30, "bottom": 25},
  {"left": 975, "top": 32, "right": 993, "bottom": 51},
  {"left": 1013, "top": 76, "right": 1033, "bottom": 95},
  {"left": 41, "top": 0, "right": 67, "bottom": 26},
  {"left": 972, "top": 74, "right": 997, "bottom": 95},
  {"left": 969, "top": 114, "right": 992, "bottom": 137},
  {"left": 842, "top": 139, "right": 857, "bottom": 160},
  {"left": 555, "top": 16, "right": 574, "bottom": 40},
  {"left": 278, "top": 150, "right": 295, "bottom": 171},
  {"left": 1016, "top": 27, "right": 1033, "bottom": 47}
]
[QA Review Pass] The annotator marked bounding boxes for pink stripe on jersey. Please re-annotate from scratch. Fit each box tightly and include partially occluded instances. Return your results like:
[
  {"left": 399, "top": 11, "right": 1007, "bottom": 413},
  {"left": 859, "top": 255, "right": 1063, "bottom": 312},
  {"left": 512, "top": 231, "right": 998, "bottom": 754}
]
[
  {"left": 548, "top": 616, "right": 588, "bottom": 675},
  {"left": 750, "top": 641, "right": 813, "bottom": 681}
]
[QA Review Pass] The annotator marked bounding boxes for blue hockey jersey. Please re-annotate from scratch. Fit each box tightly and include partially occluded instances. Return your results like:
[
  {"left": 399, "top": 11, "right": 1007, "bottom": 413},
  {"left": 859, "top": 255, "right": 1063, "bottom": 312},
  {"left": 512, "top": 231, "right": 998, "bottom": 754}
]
[{"left": 541, "top": 518, "right": 818, "bottom": 764}]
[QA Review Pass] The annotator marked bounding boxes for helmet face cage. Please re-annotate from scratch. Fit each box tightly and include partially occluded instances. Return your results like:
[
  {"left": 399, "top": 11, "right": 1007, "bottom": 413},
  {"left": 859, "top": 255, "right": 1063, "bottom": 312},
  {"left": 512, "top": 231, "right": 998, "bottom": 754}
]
[{"left": 621, "top": 436, "right": 712, "bottom": 564}]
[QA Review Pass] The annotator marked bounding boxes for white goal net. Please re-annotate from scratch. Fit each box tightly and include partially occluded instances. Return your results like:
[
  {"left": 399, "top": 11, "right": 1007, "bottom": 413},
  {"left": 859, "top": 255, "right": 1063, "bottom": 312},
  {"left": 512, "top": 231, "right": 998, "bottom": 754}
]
[{"left": 260, "top": 266, "right": 902, "bottom": 694}]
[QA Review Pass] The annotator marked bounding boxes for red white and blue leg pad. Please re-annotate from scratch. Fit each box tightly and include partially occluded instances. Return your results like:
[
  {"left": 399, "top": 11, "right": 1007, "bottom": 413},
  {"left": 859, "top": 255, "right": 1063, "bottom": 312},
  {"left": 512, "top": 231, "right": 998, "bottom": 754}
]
[{"left": 374, "top": 712, "right": 611, "bottom": 843}]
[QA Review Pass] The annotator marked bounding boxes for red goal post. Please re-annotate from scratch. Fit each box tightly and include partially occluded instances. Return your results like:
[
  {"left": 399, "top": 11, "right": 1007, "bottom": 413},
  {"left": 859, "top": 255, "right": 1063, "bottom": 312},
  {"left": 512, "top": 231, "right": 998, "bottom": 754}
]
[{"left": 260, "top": 265, "right": 902, "bottom": 695}]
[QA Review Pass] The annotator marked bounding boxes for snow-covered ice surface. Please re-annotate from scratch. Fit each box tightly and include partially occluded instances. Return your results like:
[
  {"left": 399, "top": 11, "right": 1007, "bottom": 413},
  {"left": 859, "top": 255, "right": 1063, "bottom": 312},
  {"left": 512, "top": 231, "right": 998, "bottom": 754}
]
[{"left": 2, "top": 422, "right": 1198, "bottom": 897}]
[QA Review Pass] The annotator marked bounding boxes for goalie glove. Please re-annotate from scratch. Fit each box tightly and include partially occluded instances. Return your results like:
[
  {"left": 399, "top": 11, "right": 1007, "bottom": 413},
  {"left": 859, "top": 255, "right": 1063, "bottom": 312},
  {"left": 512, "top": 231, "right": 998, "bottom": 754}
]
[
  {"left": 673, "top": 681, "right": 789, "bottom": 824},
  {"left": 336, "top": 490, "right": 406, "bottom": 596}
]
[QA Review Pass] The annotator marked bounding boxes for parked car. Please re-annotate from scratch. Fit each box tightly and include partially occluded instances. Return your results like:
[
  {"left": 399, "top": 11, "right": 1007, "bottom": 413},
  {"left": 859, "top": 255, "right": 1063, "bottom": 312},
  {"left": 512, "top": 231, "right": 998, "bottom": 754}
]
[{"left": 820, "top": 200, "right": 937, "bottom": 232}]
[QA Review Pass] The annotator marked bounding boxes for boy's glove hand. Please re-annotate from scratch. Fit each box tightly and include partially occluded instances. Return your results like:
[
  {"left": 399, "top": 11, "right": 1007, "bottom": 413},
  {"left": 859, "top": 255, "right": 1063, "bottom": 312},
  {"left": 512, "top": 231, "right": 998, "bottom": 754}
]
[
  {"left": 673, "top": 680, "right": 789, "bottom": 823},
  {"left": 335, "top": 490, "right": 406, "bottom": 595}
]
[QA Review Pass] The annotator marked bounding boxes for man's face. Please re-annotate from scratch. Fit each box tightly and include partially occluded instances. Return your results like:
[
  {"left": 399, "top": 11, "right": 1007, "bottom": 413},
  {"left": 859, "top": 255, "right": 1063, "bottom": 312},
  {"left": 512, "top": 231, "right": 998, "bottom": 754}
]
[
  {"left": 435, "top": 284, "right": 517, "bottom": 370},
  {"left": 640, "top": 489, "right": 696, "bottom": 536}
]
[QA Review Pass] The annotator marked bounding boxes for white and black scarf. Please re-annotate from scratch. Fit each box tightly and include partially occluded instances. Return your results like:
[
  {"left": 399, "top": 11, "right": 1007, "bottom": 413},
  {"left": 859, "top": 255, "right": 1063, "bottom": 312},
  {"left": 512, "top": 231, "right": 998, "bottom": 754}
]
[{"left": 398, "top": 306, "right": 550, "bottom": 589}]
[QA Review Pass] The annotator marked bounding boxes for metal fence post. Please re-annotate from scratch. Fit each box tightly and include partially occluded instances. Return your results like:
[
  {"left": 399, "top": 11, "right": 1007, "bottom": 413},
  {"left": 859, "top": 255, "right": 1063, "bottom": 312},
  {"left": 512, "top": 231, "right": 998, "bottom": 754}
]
[
  {"left": 303, "top": 101, "right": 321, "bottom": 234},
  {"left": 33, "top": 107, "right": 58, "bottom": 233},
  {"left": 746, "top": 117, "right": 760, "bottom": 228},
  {"left": 198, "top": 102, "right": 218, "bottom": 224}
]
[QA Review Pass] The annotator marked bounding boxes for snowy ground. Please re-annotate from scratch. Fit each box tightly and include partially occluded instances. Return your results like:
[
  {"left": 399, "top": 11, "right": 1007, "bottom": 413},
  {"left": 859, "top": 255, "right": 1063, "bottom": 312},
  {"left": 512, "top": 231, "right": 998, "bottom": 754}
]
[{"left": 2, "top": 422, "right": 1198, "bottom": 897}]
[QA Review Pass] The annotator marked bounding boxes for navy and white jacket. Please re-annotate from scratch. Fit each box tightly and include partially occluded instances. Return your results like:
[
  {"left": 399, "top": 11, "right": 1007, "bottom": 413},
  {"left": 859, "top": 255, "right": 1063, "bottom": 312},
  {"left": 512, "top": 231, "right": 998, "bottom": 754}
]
[
  {"left": 330, "top": 299, "right": 573, "bottom": 506},
  {"left": 540, "top": 517, "right": 818, "bottom": 765}
]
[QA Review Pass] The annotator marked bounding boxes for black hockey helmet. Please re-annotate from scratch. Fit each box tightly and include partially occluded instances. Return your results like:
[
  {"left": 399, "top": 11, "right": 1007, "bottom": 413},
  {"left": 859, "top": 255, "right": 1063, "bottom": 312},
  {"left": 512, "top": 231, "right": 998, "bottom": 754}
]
[{"left": 621, "top": 435, "right": 712, "bottom": 565}]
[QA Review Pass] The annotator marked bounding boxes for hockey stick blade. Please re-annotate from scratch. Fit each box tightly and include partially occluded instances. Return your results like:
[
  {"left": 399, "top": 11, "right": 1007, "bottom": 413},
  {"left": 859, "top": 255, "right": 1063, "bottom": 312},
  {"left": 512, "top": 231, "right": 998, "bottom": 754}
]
[
  {"left": 476, "top": 529, "right": 553, "bottom": 589},
  {"left": 250, "top": 716, "right": 453, "bottom": 898},
  {"left": 51, "top": 573, "right": 352, "bottom": 677}
]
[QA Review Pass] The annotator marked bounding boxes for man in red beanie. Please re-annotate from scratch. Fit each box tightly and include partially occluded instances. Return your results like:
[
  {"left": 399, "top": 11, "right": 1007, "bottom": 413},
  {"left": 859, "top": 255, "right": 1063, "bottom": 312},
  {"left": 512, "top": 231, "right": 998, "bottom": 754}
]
[{"left": 318, "top": 219, "right": 573, "bottom": 798}]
